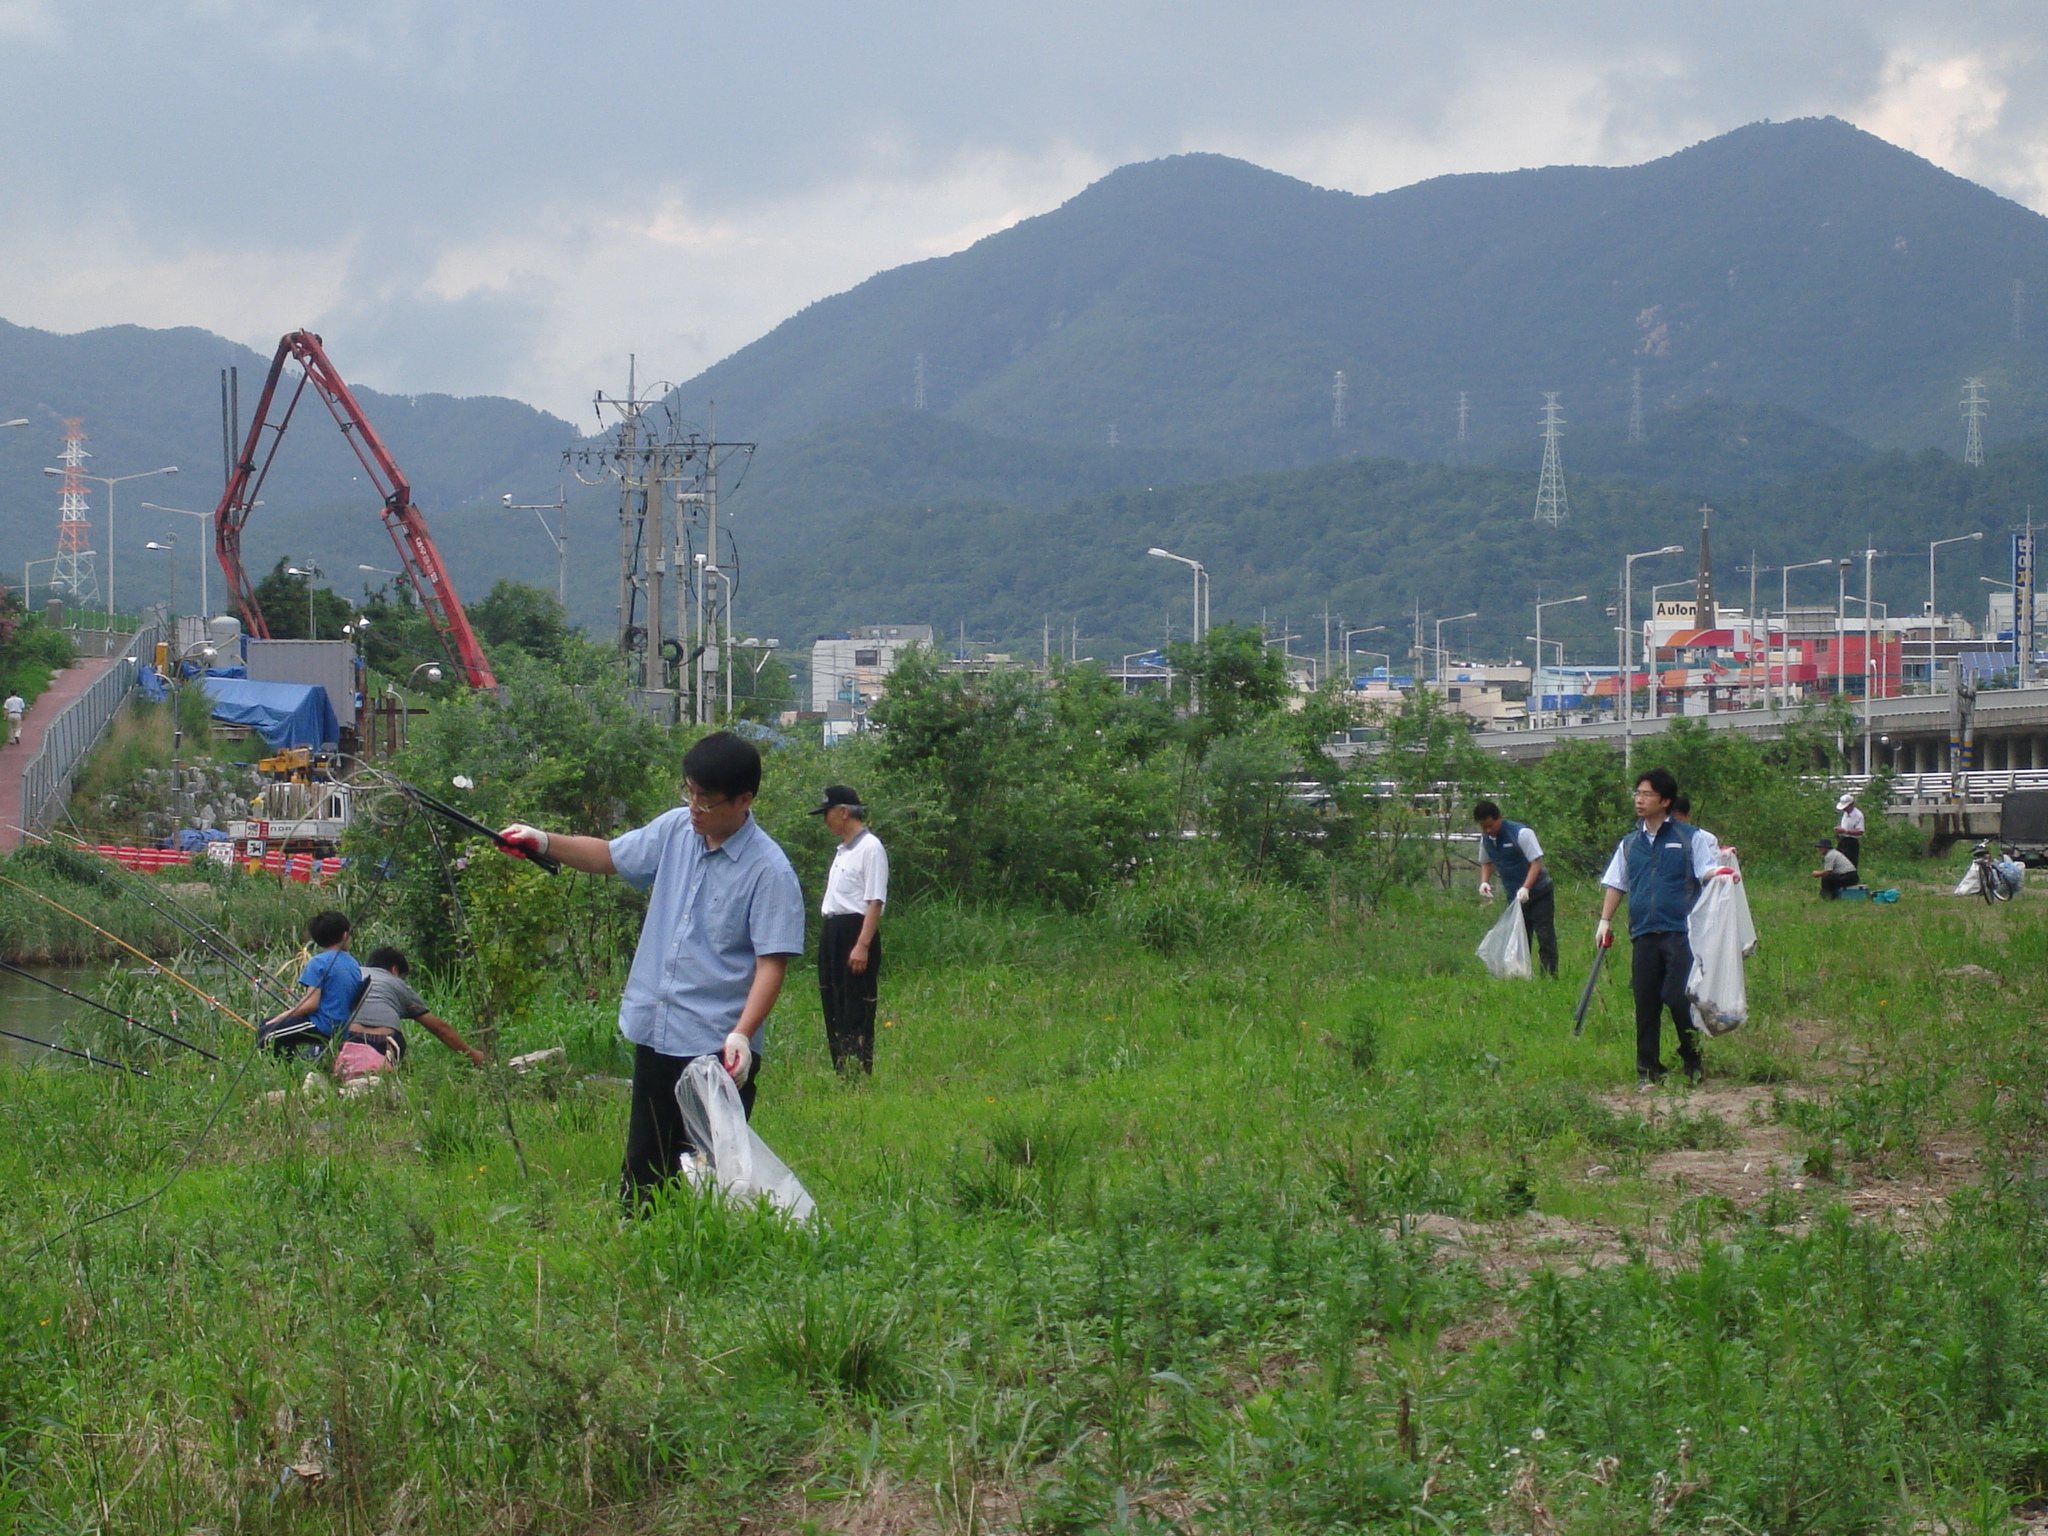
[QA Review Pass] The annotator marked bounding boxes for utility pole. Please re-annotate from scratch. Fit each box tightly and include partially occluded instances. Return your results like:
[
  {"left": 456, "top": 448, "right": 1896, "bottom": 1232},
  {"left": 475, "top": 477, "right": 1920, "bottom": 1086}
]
[
  {"left": 1628, "top": 368, "right": 1645, "bottom": 443},
  {"left": 1331, "top": 371, "right": 1346, "bottom": 433},
  {"left": 1963, "top": 377, "right": 1988, "bottom": 467},
  {"left": 1533, "top": 393, "right": 1568, "bottom": 526}
]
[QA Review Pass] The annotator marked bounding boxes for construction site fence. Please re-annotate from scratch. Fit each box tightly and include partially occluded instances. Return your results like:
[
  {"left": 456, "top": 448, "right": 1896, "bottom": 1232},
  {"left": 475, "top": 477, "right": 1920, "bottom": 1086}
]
[
  {"left": 91, "top": 843, "right": 342, "bottom": 882},
  {"left": 19, "top": 624, "right": 158, "bottom": 834}
]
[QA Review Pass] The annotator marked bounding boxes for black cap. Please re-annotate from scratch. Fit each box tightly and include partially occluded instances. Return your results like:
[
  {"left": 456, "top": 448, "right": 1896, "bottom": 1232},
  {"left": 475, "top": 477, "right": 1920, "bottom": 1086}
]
[
  {"left": 1816, "top": 839, "right": 1834, "bottom": 850},
  {"left": 808, "top": 784, "right": 864, "bottom": 816}
]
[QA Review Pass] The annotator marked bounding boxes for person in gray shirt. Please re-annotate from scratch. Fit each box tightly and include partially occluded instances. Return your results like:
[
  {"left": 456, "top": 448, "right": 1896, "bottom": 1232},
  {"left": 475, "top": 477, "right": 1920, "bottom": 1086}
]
[{"left": 339, "top": 946, "right": 487, "bottom": 1067}]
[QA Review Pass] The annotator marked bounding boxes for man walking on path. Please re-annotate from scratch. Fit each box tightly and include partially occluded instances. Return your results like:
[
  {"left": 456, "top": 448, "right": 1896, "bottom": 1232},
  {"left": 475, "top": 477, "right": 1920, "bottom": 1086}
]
[
  {"left": 1473, "top": 799, "right": 1556, "bottom": 977},
  {"left": 1595, "top": 767, "right": 1729, "bottom": 1087},
  {"left": 496, "top": 731, "right": 804, "bottom": 1209},
  {"left": 811, "top": 784, "right": 888, "bottom": 1073},
  {"left": 4, "top": 693, "right": 24, "bottom": 746},
  {"left": 1834, "top": 792, "right": 1865, "bottom": 871}
]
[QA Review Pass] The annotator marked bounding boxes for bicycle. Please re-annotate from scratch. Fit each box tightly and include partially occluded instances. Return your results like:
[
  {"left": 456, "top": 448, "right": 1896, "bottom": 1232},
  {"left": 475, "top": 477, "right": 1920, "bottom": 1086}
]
[{"left": 1973, "top": 841, "right": 2018, "bottom": 904}]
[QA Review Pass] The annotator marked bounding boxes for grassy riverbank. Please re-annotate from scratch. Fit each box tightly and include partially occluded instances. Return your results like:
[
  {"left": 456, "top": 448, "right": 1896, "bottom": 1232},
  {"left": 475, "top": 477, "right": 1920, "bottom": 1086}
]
[{"left": 3, "top": 869, "right": 2046, "bottom": 1533}]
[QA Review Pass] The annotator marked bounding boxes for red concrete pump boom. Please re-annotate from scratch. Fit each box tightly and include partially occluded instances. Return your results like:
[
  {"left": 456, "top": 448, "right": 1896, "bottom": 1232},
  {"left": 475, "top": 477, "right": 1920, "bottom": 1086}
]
[{"left": 214, "top": 331, "right": 497, "bottom": 690}]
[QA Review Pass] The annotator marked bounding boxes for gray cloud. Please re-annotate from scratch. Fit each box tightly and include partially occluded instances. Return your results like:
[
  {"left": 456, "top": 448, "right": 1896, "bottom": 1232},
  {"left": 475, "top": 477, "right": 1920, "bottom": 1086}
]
[{"left": 5, "top": 1, "right": 2048, "bottom": 416}]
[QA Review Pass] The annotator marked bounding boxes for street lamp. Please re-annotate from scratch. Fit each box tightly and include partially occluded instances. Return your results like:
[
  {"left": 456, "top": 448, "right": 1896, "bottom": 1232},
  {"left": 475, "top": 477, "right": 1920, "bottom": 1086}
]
[
  {"left": 1433, "top": 612, "right": 1478, "bottom": 686},
  {"left": 1778, "top": 557, "right": 1838, "bottom": 711},
  {"left": 286, "top": 563, "right": 325, "bottom": 639},
  {"left": 409, "top": 662, "right": 443, "bottom": 684},
  {"left": 40, "top": 463, "right": 176, "bottom": 616},
  {"left": 1146, "top": 547, "right": 1208, "bottom": 642},
  {"left": 1928, "top": 532, "right": 1984, "bottom": 693},
  {"left": 141, "top": 501, "right": 250, "bottom": 622},
  {"left": 502, "top": 489, "right": 570, "bottom": 608},
  {"left": 1533, "top": 594, "right": 1587, "bottom": 729},
  {"left": 1620, "top": 545, "right": 1685, "bottom": 767},
  {"left": 1342, "top": 624, "right": 1388, "bottom": 685},
  {"left": 1834, "top": 557, "right": 1854, "bottom": 698},
  {"left": 144, "top": 538, "right": 176, "bottom": 617}
]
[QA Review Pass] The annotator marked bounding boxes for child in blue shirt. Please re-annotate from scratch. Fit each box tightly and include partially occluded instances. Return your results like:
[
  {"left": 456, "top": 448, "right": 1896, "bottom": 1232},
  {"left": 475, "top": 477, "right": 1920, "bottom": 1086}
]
[{"left": 257, "top": 909, "right": 365, "bottom": 1058}]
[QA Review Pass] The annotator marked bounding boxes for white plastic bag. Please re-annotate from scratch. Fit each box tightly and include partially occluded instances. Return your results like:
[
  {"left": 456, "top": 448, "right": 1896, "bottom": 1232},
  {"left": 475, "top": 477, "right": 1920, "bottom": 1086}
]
[
  {"left": 1719, "top": 846, "right": 1758, "bottom": 958},
  {"left": 1954, "top": 864, "right": 1982, "bottom": 896},
  {"left": 1476, "top": 900, "right": 1533, "bottom": 980},
  {"left": 1685, "top": 875, "right": 1747, "bottom": 1036},
  {"left": 675, "top": 1056, "right": 817, "bottom": 1222}
]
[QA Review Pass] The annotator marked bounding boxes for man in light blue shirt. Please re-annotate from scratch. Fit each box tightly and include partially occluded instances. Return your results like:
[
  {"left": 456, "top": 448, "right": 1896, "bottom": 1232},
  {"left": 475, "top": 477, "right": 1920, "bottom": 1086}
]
[{"left": 498, "top": 730, "right": 804, "bottom": 1207}]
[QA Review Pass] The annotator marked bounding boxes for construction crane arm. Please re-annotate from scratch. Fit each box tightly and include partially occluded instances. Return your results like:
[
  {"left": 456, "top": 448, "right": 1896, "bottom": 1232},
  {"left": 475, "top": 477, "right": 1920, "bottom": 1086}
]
[{"left": 213, "top": 331, "right": 497, "bottom": 690}]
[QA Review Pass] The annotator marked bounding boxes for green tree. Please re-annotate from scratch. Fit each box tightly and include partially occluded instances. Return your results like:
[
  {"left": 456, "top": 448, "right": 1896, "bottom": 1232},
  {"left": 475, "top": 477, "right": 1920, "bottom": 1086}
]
[
  {"left": 252, "top": 558, "right": 354, "bottom": 640},
  {"left": 1166, "top": 623, "right": 1287, "bottom": 751},
  {"left": 471, "top": 579, "right": 570, "bottom": 663}
]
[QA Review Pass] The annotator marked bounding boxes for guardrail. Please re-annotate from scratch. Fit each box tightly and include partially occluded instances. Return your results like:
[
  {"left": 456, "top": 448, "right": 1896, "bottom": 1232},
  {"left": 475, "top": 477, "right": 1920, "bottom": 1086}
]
[{"left": 20, "top": 624, "right": 156, "bottom": 833}]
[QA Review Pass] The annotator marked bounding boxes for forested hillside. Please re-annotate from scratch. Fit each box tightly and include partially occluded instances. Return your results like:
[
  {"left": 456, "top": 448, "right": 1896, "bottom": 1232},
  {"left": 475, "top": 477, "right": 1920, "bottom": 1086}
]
[
  {"left": 679, "top": 118, "right": 2048, "bottom": 461},
  {"left": 744, "top": 437, "right": 2039, "bottom": 666}
]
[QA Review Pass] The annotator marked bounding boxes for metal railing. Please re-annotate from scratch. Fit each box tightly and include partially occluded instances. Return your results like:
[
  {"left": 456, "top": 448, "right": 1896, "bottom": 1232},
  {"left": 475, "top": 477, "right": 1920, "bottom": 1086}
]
[{"left": 19, "top": 625, "right": 156, "bottom": 833}]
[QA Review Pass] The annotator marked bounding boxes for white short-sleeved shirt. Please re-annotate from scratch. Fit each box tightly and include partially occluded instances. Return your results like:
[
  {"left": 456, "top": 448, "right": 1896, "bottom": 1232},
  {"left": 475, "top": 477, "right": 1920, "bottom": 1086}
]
[
  {"left": 1600, "top": 819, "right": 1724, "bottom": 891},
  {"left": 821, "top": 829, "right": 889, "bottom": 917},
  {"left": 1837, "top": 806, "right": 1866, "bottom": 837},
  {"left": 3, "top": 696, "right": 23, "bottom": 715},
  {"left": 1485, "top": 825, "right": 1542, "bottom": 864}
]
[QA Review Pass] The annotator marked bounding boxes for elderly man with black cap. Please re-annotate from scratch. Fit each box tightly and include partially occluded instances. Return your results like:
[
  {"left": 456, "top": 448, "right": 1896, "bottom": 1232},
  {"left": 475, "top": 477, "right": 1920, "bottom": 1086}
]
[{"left": 811, "top": 784, "right": 889, "bottom": 1073}]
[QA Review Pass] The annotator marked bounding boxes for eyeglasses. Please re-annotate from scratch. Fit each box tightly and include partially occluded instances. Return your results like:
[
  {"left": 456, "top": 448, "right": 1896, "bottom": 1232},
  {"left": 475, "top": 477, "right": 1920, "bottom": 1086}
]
[{"left": 684, "top": 787, "right": 732, "bottom": 812}]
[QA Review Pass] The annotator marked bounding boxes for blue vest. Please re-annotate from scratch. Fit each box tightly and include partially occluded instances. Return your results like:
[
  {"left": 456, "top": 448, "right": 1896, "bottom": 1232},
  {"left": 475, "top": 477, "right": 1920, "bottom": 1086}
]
[
  {"left": 1622, "top": 819, "right": 1698, "bottom": 937},
  {"left": 1482, "top": 819, "right": 1552, "bottom": 896}
]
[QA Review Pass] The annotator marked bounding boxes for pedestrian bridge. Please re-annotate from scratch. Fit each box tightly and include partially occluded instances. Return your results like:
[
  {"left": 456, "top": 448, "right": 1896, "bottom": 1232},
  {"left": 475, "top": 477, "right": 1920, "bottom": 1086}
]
[{"left": 1475, "top": 687, "right": 2048, "bottom": 776}]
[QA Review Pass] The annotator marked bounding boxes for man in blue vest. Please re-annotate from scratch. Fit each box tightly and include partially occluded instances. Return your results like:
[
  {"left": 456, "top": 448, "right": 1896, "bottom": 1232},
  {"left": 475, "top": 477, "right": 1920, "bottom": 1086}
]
[
  {"left": 1595, "top": 766, "right": 1728, "bottom": 1086},
  {"left": 1473, "top": 799, "right": 1557, "bottom": 976}
]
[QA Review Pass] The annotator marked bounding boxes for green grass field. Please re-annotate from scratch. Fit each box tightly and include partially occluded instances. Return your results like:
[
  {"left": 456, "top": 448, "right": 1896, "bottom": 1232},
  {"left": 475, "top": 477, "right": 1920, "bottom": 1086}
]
[{"left": 3, "top": 869, "right": 2047, "bottom": 1534}]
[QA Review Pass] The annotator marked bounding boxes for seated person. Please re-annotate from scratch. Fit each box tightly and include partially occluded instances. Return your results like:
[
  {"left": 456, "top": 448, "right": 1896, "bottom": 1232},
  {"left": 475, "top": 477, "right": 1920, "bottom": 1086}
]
[
  {"left": 256, "top": 910, "right": 363, "bottom": 1057},
  {"left": 1811, "top": 840, "right": 1859, "bottom": 899},
  {"left": 337, "top": 946, "right": 487, "bottom": 1070}
]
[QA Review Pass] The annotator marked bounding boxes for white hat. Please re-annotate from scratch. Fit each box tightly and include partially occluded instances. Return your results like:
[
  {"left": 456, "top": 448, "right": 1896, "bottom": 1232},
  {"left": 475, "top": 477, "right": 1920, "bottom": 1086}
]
[{"left": 1836, "top": 792, "right": 1856, "bottom": 811}]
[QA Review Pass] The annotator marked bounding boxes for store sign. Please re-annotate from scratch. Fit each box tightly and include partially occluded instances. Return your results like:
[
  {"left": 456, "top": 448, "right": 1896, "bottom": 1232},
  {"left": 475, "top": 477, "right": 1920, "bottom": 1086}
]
[{"left": 2016, "top": 531, "right": 2036, "bottom": 667}]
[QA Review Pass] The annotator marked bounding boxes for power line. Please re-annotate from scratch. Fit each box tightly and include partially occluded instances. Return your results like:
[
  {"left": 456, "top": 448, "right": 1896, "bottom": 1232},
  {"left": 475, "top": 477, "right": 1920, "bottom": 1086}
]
[{"left": 1533, "top": 392, "right": 1568, "bottom": 527}]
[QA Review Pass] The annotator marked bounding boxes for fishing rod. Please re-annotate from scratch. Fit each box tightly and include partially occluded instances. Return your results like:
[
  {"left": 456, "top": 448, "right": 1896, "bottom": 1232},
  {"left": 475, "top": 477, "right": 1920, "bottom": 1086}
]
[
  {"left": 24, "top": 826, "right": 295, "bottom": 1009},
  {"left": 363, "top": 773, "right": 561, "bottom": 873},
  {"left": 0, "top": 873, "right": 258, "bottom": 1031},
  {"left": 0, "top": 959, "right": 218, "bottom": 1060},
  {"left": 0, "top": 1026, "right": 150, "bottom": 1077}
]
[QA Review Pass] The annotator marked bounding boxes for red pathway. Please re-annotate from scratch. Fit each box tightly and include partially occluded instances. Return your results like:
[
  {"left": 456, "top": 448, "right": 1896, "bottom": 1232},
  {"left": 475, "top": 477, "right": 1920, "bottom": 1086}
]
[{"left": 0, "top": 654, "right": 123, "bottom": 854}]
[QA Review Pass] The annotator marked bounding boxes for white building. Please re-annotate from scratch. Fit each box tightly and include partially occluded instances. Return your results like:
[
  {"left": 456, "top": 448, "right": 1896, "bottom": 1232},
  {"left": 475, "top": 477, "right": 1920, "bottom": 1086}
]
[{"left": 809, "top": 625, "right": 933, "bottom": 714}]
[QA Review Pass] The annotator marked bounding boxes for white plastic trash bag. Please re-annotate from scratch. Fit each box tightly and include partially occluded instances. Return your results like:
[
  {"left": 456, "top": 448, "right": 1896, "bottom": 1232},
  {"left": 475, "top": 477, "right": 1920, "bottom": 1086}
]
[
  {"left": 1685, "top": 875, "right": 1747, "bottom": 1036},
  {"left": 1720, "top": 846, "right": 1758, "bottom": 958},
  {"left": 675, "top": 1056, "right": 817, "bottom": 1223},
  {"left": 1955, "top": 864, "right": 1981, "bottom": 896},
  {"left": 1476, "top": 900, "right": 1533, "bottom": 980}
]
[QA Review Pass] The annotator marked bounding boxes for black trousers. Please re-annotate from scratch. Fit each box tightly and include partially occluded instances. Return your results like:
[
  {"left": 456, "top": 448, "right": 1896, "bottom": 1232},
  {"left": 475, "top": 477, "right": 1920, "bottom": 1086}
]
[
  {"left": 1836, "top": 834, "right": 1861, "bottom": 870},
  {"left": 1819, "top": 871, "right": 1858, "bottom": 899},
  {"left": 818, "top": 912, "right": 881, "bottom": 1072},
  {"left": 1519, "top": 887, "right": 1559, "bottom": 977},
  {"left": 621, "top": 1043, "right": 758, "bottom": 1209},
  {"left": 1631, "top": 930, "right": 1701, "bottom": 1080}
]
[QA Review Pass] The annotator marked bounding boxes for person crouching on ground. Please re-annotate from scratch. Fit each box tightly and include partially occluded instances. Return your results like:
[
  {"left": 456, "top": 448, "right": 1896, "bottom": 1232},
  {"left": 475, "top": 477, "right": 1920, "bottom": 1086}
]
[
  {"left": 1595, "top": 768, "right": 1731, "bottom": 1087},
  {"left": 1472, "top": 799, "right": 1557, "bottom": 977},
  {"left": 257, "top": 909, "right": 363, "bottom": 1058},
  {"left": 1812, "top": 839, "right": 1859, "bottom": 899},
  {"left": 333, "top": 946, "right": 488, "bottom": 1075},
  {"left": 495, "top": 730, "right": 804, "bottom": 1211},
  {"left": 811, "top": 784, "right": 889, "bottom": 1072}
]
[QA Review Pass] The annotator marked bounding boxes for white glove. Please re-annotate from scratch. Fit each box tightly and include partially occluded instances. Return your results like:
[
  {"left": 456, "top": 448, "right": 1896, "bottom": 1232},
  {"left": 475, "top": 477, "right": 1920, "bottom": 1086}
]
[
  {"left": 1515, "top": 886, "right": 1530, "bottom": 905},
  {"left": 1595, "top": 919, "right": 1613, "bottom": 949},
  {"left": 1713, "top": 866, "right": 1740, "bottom": 883},
  {"left": 722, "top": 1031, "right": 753, "bottom": 1085},
  {"left": 1478, "top": 881, "right": 1493, "bottom": 899},
  {"left": 498, "top": 823, "right": 550, "bottom": 860}
]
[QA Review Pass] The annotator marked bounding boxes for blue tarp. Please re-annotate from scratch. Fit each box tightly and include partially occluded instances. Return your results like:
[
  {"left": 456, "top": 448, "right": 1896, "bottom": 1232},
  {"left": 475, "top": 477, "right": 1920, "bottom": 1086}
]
[{"left": 198, "top": 676, "right": 340, "bottom": 749}]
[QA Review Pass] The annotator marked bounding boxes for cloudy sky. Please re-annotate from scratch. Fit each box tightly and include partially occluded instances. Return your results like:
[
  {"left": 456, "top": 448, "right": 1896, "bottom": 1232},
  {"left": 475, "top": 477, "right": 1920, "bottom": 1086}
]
[{"left": 4, "top": 1, "right": 2048, "bottom": 423}]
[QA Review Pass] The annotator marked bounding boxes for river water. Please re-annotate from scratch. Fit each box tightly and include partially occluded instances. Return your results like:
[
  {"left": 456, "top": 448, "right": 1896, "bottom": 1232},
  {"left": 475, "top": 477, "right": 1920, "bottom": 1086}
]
[{"left": 0, "top": 965, "right": 109, "bottom": 1065}]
